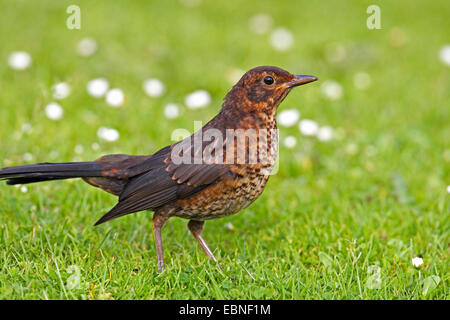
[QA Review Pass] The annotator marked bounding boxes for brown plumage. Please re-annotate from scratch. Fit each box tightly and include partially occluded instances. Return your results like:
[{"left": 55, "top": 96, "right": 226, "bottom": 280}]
[{"left": 0, "top": 66, "right": 317, "bottom": 270}]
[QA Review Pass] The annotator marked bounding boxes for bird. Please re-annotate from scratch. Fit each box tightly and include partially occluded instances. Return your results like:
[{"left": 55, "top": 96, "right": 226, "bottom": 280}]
[{"left": 0, "top": 66, "right": 317, "bottom": 271}]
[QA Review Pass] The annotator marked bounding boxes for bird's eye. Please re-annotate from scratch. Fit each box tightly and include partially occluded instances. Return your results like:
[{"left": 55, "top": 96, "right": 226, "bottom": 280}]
[{"left": 263, "top": 76, "right": 274, "bottom": 85}]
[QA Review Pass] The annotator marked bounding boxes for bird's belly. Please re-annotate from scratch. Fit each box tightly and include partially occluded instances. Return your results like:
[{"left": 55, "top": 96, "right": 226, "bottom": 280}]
[{"left": 168, "top": 171, "right": 270, "bottom": 220}]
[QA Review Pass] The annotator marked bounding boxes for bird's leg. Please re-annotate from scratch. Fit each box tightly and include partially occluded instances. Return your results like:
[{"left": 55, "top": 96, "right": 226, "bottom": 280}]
[
  {"left": 152, "top": 214, "right": 169, "bottom": 272},
  {"left": 188, "top": 220, "right": 221, "bottom": 268}
]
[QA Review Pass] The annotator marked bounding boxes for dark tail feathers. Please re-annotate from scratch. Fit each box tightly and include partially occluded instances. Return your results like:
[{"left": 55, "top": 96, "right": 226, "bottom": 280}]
[{"left": 0, "top": 162, "right": 104, "bottom": 185}]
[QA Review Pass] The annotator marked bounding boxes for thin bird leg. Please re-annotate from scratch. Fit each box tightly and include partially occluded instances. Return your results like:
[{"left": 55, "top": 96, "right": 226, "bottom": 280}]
[
  {"left": 152, "top": 214, "right": 169, "bottom": 271},
  {"left": 187, "top": 220, "right": 221, "bottom": 268}
]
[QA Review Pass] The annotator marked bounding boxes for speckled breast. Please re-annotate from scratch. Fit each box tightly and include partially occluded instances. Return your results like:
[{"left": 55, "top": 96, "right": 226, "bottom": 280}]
[
  {"left": 170, "top": 165, "right": 273, "bottom": 220},
  {"left": 166, "top": 130, "right": 278, "bottom": 220}
]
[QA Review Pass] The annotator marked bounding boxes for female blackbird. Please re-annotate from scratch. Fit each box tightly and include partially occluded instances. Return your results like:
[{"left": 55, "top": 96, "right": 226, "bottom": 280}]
[{"left": 0, "top": 66, "right": 317, "bottom": 270}]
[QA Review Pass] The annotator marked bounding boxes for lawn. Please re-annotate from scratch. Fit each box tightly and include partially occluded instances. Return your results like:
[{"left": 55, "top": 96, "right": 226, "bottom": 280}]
[{"left": 0, "top": 0, "right": 448, "bottom": 299}]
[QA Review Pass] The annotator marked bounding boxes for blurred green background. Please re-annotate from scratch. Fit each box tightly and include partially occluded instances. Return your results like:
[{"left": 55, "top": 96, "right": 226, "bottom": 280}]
[{"left": 0, "top": 0, "right": 448, "bottom": 299}]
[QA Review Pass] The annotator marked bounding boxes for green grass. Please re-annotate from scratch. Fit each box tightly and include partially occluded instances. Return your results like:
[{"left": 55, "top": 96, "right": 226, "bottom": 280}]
[{"left": 0, "top": 0, "right": 448, "bottom": 299}]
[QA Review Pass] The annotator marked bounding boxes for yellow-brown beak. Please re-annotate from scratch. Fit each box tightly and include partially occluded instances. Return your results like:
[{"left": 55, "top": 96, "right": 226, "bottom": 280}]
[{"left": 286, "top": 75, "right": 318, "bottom": 88}]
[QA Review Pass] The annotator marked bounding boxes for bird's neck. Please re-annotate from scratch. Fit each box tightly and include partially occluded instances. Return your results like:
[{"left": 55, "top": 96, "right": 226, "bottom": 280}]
[{"left": 218, "top": 104, "right": 277, "bottom": 131}]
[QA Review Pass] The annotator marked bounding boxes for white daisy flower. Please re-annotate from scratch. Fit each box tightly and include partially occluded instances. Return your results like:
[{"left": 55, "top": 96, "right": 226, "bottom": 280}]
[
  {"left": 353, "top": 72, "right": 371, "bottom": 90},
  {"left": 225, "top": 222, "right": 235, "bottom": 232},
  {"left": 143, "top": 78, "right": 165, "bottom": 97},
  {"left": 439, "top": 45, "right": 450, "bottom": 66},
  {"left": 226, "top": 68, "right": 245, "bottom": 84},
  {"left": 91, "top": 142, "right": 100, "bottom": 151},
  {"left": 277, "top": 109, "right": 300, "bottom": 127},
  {"left": 283, "top": 136, "right": 297, "bottom": 148},
  {"left": 412, "top": 257, "right": 423, "bottom": 267},
  {"left": 49, "top": 151, "right": 59, "bottom": 159},
  {"left": 45, "top": 102, "right": 64, "bottom": 120},
  {"left": 164, "top": 103, "right": 180, "bottom": 119},
  {"left": 346, "top": 143, "right": 359, "bottom": 155},
  {"left": 105, "top": 88, "right": 125, "bottom": 107},
  {"left": 185, "top": 90, "right": 211, "bottom": 109},
  {"left": 324, "top": 43, "right": 346, "bottom": 64},
  {"left": 365, "top": 145, "right": 378, "bottom": 157},
  {"left": 321, "top": 80, "right": 343, "bottom": 100},
  {"left": 317, "top": 126, "right": 334, "bottom": 141},
  {"left": 248, "top": 14, "right": 273, "bottom": 35},
  {"left": 299, "top": 119, "right": 319, "bottom": 136},
  {"left": 97, "top": 127, "right": 119, "bottom": 142},
  {"left": 74, "top": 145, "right": 84, "bottom": 154},
  {"left": 269, "top": 27, "right": 294, "bottom": 52},
  {"left": 21, "top": 123, "right": 32, "bottom": 133},
  {"left": 52, "top": 82, "right": 71, "bottom": 100},
  {"left": 446, "top": 185, "right": 450, "bottom": 194},
  {"left": 87, "top": 78, "right": 109, "bottom": 98},
  {"left": 8, "top": 51, "right": 32, "bottom": 70},
  {"left": 20, "top": 186, "right": 28, "bottom": 193},
  {"left": 77, "top": 38, "right": 98, "bottom": 57},
  {"left": 23, "top": 152, "right": 33, "bottom": 162}
]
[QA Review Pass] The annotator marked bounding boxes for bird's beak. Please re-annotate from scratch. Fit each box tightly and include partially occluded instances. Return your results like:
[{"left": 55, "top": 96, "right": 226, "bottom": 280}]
[{"left": 286, "top": 75, "right": 318, "bottom": 88}]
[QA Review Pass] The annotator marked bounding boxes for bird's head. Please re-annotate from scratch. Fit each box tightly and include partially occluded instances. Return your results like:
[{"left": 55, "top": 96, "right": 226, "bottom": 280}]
[{"left": 224, "top": 66, "right": 317, "bottom": 113}]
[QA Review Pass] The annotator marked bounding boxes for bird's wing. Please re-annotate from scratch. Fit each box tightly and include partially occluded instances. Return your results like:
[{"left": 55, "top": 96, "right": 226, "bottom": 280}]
[{"left": 94, "top": 140, "right": 230, "bottom": 225}]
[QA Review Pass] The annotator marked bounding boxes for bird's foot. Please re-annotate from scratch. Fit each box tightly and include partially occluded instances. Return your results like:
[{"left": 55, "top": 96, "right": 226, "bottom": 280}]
[{"left": 157, "top": 260, "right": 165, "bottom": 272}]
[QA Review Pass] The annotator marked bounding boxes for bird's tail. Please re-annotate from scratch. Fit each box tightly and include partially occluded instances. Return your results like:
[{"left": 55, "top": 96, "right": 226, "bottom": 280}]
[{"left": 0, "top": 162, "right": 105, "bottom": 185}]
